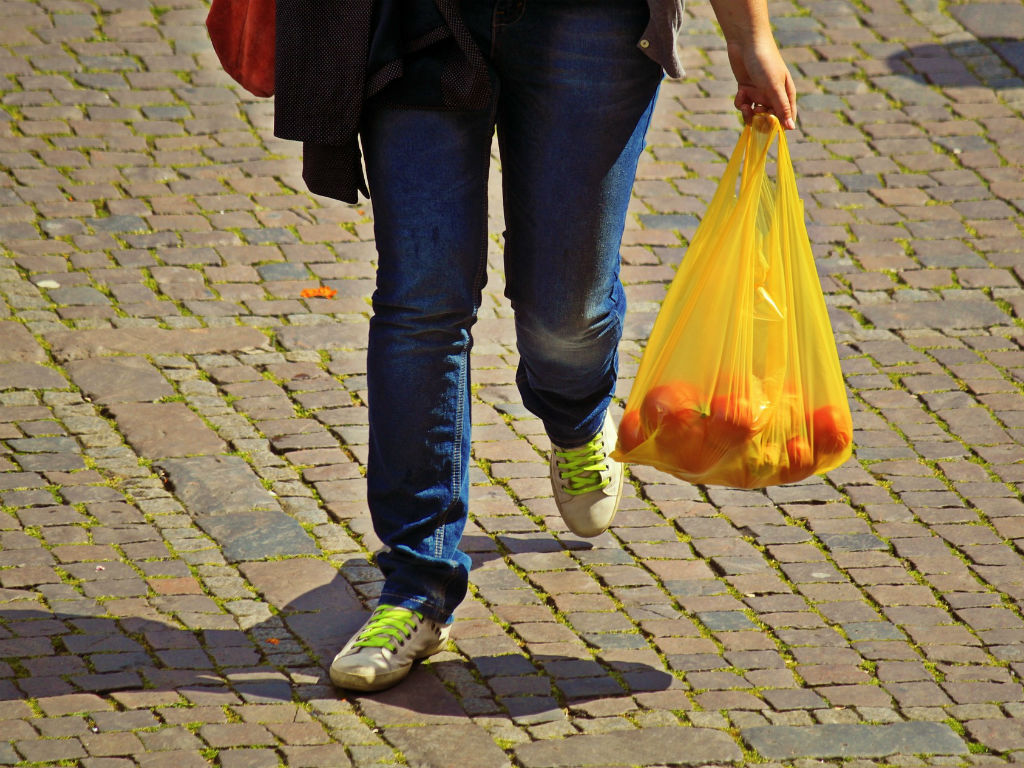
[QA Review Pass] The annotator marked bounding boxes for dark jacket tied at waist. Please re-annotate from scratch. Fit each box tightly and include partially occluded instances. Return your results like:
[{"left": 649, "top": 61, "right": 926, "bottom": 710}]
[{"left": 274, "top": 0, "right": 493, "bottom": 203}]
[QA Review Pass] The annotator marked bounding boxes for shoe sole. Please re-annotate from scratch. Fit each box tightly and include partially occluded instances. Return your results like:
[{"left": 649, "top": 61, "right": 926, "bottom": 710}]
[
  {"left": 330, "top": 662, "right": 414, "bottom": 692},
  {"left": 329, "top": 637, "right": 448, "bottom": 693}
]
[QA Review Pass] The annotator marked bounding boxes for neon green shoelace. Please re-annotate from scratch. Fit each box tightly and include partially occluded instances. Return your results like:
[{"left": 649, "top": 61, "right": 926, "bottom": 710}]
[
  {"left": 352, "top": 605, "right": 422, "bottom": 651},
  {"left": 554, "top": 434, "right": 610, "bottom": 496}
]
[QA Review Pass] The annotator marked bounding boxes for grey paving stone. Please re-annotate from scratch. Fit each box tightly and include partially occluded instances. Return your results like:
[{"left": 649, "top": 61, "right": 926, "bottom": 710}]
[
  {"left": 843, "top": 622, "right": 906, "bottom": 641},
  {"left": 65, "top": 357, "right": 174, "bottom": 404},
  {"left": 108, "top": 403, "right": 226, "bottom": 459},
  {"left": 993, "top": 41, "right": 1024, "bottom": 76},
  {"left": 47, "top": 327, "right": 270, "bottom": 362},
  {"left": 697, "top": 611, "right": 758, "bottom": 631},
  {"left": 8, "top": 436, "right": 79, "bottom": 453},
  {"left": 48, "top": 285, "right": 110, "bottom": 306},
  {"left": 256, "top": 263, "right": 308, "bottom": 281},
  {"left": 275, "top": 324, "right": 361, "bottom": 351},
  {"left": 156, "top": 456, "right": 279, "bottom": 516},
  {"left": 741, "top": 722, "right": 968, "bottom": 760},
  {"left": 638, "top": 213, "right": 700, "bottom": 230},
  {"left": 949, "top": 3, "right": 1024, "bottom": 38},
  {"left": 15, "top": 452, "right": 86, "bottom": 472},
  {"left": 195, "top": 511, "right": 318, "bottom": 562},
  {"left": 859, "top": 300, "right": 1011, "bottom": 330},
  {"left": 242, "top": 228, "right": 298, "bottom": 245},
  {"left": 384, "top": 724, "right": 510, "bottom": 768},
  {"left": 87, "top": 215, "right": 148, "bottom": 233},
  {"left": 514, "top": 727, "right": 742, "bottom": 767},
  {"left": 818, "top": 533, "right": 888, "bottom": 551},
  {"left": 0, "top": 362, "right": 66, "bottom": 390}
]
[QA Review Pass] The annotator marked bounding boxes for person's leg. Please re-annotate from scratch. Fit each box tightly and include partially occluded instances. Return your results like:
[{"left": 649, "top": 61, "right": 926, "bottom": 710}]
[
  {"left": 491, "top": 0, "right": 662, "bottom": 535},
  {"left": 330, "top": 101, "right": 496, "bottom": 691},
  {"left": 493, "top": 0, "right": 663, "bottom": 448},
  {"left": 360, "top": 102, "right": 495, "bottom": 623}
]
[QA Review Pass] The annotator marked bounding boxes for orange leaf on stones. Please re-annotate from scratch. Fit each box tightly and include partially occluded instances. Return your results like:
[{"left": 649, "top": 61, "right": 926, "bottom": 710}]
[{"left": 301, "top": 286, "right": 338, "bottom": 299}]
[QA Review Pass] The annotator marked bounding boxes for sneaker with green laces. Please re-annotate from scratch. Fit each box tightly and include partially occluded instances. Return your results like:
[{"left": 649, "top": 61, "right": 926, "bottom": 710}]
[
  {"left": 549, "top": 412, "right": 624, "bottom": 538},
  {"left": 329, "top": 605, "right": 450, "bottom": 692}
]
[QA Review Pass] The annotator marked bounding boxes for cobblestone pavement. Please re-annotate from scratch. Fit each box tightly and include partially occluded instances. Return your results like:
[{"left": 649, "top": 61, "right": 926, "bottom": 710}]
[{"left": 0, "top": 0, "right": 1023, "bottom": 766}]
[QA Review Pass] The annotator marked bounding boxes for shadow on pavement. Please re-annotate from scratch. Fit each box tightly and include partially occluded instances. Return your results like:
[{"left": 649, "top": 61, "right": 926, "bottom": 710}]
[
  {"left": 0, "top": 574, "right": 365, "bottom": 705},
  {"left": 0, "top": 562, "right": 674, "bottom": 719},
  {"left": 886, "top": 38, "right": 1023, "bottom": 91}
]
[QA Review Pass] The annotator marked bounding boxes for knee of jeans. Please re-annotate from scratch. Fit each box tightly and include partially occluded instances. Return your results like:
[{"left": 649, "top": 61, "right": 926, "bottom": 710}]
[
  {"left": 372, "top": 274, "right": 481, "bottom": 338},
  {"left": 373, "top": 296, "right": 476, "bottom": 333},
  {"left": 515, "top": 303, "right": 620, "bottom": 366}
]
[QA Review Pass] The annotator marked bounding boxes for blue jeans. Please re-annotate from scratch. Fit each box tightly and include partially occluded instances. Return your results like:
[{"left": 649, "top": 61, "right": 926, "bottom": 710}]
[{"left": 362, "top": 0, "right": 662, "bottom": 622}]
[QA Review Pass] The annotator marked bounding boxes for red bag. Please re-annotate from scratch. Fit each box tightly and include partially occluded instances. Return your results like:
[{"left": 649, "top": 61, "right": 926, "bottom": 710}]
[{"left": 206, "top": 0, "right": 276, "bottom": 97}]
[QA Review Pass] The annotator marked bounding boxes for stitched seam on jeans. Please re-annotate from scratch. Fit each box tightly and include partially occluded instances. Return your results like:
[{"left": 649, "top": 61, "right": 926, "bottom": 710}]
[
  {"left": 439, "top": 347, "right": 468, "bottom": 564},
  {"left": 432, "top": 136, "right": 493, "bottom": 615}
]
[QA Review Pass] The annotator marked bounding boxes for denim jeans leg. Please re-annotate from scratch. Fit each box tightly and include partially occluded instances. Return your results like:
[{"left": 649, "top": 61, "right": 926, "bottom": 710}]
[
  {"left": 494, "top": 0, "right": 663, "bottom": 447},
  {"left": 360, "top": 103, "right": 494, "bottom": 623}
]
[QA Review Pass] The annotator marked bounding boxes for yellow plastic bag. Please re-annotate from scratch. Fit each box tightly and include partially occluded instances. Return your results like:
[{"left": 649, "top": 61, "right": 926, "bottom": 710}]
[{"left": 612, "top": 114, "right": 852, "bottom": 488}]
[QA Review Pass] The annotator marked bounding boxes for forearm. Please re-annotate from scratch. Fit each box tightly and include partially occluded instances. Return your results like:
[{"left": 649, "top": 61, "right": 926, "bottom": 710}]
[{"left": 709, "top": 0, "right": 775, "bottom": 46}]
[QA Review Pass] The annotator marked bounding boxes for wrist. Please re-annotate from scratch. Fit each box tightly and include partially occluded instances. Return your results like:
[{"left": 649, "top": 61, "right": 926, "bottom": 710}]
[{"left": 725, "top": 27, "right": 775, "bottom": 49}]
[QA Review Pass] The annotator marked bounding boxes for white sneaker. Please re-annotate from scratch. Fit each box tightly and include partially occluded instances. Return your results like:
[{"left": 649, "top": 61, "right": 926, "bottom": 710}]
[
  {"left": 329, "top": 605, "right": 450, "bottom": 692},
  {"left": 549, "top": 412, "right": 624, "bottom": 538}
]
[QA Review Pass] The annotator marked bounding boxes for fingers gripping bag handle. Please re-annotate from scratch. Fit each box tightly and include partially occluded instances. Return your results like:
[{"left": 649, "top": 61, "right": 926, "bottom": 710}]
[{"left": 612, "top": 114, "right": 852, "bottom": 488}]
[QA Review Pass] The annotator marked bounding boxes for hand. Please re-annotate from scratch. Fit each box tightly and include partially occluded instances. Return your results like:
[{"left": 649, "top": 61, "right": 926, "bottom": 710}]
[{"left": 726, "top": 39, "right": 797, "bottom": 130}]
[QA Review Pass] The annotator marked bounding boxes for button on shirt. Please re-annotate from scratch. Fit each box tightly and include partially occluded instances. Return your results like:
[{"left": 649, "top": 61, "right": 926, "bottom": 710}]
[{"left": 643, "top": 0, "right": 686, "bottom": 78}]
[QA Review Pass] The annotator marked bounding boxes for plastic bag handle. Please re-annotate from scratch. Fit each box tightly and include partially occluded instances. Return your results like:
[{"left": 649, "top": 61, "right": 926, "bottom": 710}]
[{"left": 639, "top": 115, "right": 783, "bottom": 393}]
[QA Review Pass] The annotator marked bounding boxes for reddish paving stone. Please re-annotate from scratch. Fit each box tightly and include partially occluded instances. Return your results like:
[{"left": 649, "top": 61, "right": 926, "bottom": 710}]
[
  {"left": 816, "top": 685, "right": 894, "bottom": 707},
  {"left": 0, "top": 321, "right": 46, "bottom": 363},
  {"left": 107, "top": 402, "right": 226, "bottom": 459},
  {"left": 266, "top": 722, "right": 332, "bottom": 745},
  {"left": 65, "top": 357, "right": 174, "bottom": 404},
  {"left": 217, "top": 749, "right": 281, "bottom": 768},
  {"left": 15, "top": 736, "right": 87, "bottom": 762},
  {"left": 966, "top": 718, "right": 1024, "bottom": 752},
  {"left": 384, "top": 724, "right": 509, "bottom": 768},
  {"left": 515, "top": 727, "right": 742, "bottom": 767},
  {"left": 942, "top": 681, "right": 1024, "bottom": 704},
  {"left": 884, "top": 681, "right": 953, "bottom": 707},
  {"left": 81, "top": 731, "right": 146, "bottom": 757},
  {"left": 36, "top": 694, "right": 114, "bottom": 717},
  {"left": 199, "top": 723, "right": 276, "bottom": 748},
  {"left": 136, "top": 751, "right": 211, "bottom": 768},
  {"left": 279, "top": 744, "right": 353, "bottom": 767}
]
